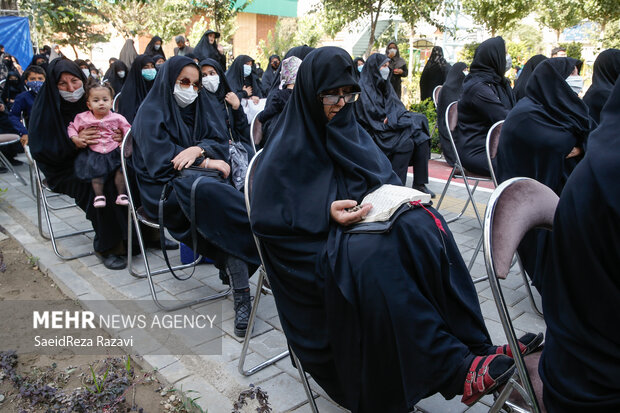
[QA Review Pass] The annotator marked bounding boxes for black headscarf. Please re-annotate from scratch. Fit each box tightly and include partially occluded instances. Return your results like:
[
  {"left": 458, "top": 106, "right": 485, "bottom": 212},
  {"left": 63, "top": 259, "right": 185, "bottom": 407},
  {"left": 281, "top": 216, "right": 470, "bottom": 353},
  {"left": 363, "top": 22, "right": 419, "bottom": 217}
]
[
  {"left": 464, "top": 36, "right": 515, "bottom": 108},
  {"left": 119, "top": 39, "right": 138, "bottom": 68},
  {"left": 355, "top": 53, "right": 429, "bottom": 156},
  {"left": 539, "top": 77, "right": 620, "bottom": 413},
  {"left": 2, "top": 70, "right": 25, "bottom": 104},
  {"left": 266, "top": 45, "right": 314, "bottom": 97},
  {"left": 117, "top": 54, "right": 155, "bottom": 123},
  {"left": 513, "top": 54, "right": 547, "bottom": 101},
  {"left": 194, "top": 30, "right": 226, "bottom": 70},
  {"left": 144, "top": 36, "right": 165, "bottom": 58},
  {"left": 252, "top": 47, "right": 397, "bottom": 238},
  {"left": 225, "top": 55, "right": 263, "bottom": 98},
  {"left": 29, "top": 54, "right": 48, "bottom": 69},
  {"left": 29, "top": 58, "right": 88, "bottom": 172},
  {"left": 420, "top": 46, "right": 451, "bottom": 101},
  {"left": 583, "top": 48, "right": 620, "bottom": 125},
  {"left": 260, "top": 54, "right": 280, "bottom": 95},
  {"left": 352, "top": 57, "right": 364, "bottom": 80},
  {"left": 106, "top": 60, "right": 128, "bottom": 96},
  {"left": 436, "top": 62, "right": 467, "bottom": 166},
  {"left": 153, "top": 54, "right": 166, "bottom": 65}
]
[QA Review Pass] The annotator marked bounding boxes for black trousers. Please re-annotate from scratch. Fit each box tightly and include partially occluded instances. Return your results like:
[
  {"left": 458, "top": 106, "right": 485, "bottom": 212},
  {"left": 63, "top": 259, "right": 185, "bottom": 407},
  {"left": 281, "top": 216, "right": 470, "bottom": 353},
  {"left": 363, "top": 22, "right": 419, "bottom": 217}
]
[
  {"left": 1, "top": 140, "right": 24, "bottom": 160},
  {"left": 389, "top": 139, "right": 430, "bottom": 186}
]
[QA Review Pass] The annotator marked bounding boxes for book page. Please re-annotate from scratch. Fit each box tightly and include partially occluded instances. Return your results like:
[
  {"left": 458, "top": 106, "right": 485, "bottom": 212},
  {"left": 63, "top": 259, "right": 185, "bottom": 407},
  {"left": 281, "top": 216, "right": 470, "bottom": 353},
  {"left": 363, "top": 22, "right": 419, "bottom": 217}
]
[{"left": 360, "top": 184, "right": 431, "bottom": 223}]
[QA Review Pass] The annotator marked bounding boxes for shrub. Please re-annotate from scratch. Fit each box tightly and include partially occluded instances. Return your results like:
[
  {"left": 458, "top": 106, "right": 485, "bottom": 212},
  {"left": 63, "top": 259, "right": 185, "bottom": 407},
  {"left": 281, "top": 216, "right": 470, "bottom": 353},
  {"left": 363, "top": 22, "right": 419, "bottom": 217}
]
[{"left": 410, "top": 98, "right": 441, "bottom": 154}]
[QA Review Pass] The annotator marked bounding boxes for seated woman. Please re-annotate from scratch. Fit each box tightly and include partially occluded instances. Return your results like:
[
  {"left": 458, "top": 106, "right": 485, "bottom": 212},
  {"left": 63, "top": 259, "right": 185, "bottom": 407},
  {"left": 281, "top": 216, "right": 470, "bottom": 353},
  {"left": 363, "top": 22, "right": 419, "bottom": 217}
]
[
  {"left": 265, "top": 45, "right": 314, "bottom": 98},
  {"left": 117, "top": 54, "right": 156, "bottom": 123},
  {"left": 539, "top": 80, "right": 620, "bottom": 413},
  {"left": 583, "top": 48, "right": 620, "bottom": 125},
  {"left": 456, "top": 36, "right": 514, "bottom": 176},
  {"left": 513, "top": 54, "right": 547, "bottom": 101},
  {"left": 436, "top": 62, "right": 467, "bottom": 167},
  {"left": 105, "top": 59, "right": 128, "bottom": 97},
  {"left": 9, "top": 64, "right": 46, "bottom": 147},
  {"left": 260, "top": 54, "right": 280, "bottom": 96},
  {"left": 496, "top": 58, "right": 592, "bottom": 293},
  {"left": 251, "top": 47, "right": 541, "bottom": 413},
  {"left": 29, "top": 59, "right": 128, "bottom": 270},
  {"left": 355, "top": 53, "right": 434, "bottom": 196},
  {"left": 131, "top": 56, "right": 260, "bottom": 337},
  {"left": 2, "top": 70, "right": 24, "bottom": 109},
  {"left": 225, "top": 55, "right": 263, "bottom": 104},
  {"left": 256, "top": 56, "right": 301, "bottom": 147}
]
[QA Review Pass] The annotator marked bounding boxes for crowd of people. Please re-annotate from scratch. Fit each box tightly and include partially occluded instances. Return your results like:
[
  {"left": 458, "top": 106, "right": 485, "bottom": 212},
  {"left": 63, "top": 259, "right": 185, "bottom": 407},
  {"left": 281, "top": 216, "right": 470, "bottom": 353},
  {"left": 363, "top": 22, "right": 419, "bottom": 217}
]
[{"left": 1, "top": 28, "right": 618, "bottom": 412}]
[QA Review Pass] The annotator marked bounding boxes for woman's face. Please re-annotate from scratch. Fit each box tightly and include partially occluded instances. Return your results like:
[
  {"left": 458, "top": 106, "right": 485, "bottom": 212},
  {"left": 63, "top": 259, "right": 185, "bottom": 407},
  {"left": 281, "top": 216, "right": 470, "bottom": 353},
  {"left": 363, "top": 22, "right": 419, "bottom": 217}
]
[
  {"left": 208, "top": 33, "right": 215, "bottom": 44},
  {"left": 357, "top": 60, "right": 365, "bottom": 67},
  {"left": 570, "top": 66, "right": 578, "bottom": 75},
  {"left": 142, "top": 62, "right": 155, "bottom": 69},
  {"left": 201, "top": 65, "right": 217, "bottom": 76},
  {"left": 155, "top": 58, "right": 165, "bottom": 66},
  {"left": 57, "top": 73, "right": 83, "bottom": 92},
  {"left": 175, "top": 65, "right": 200, "bottom": 91},
  {"left": 380, "top": 61, "right": 390, "bottom": 69},
  {"left": 35, "top": 58, "right": 46, "bottom": 66},
  {"left": 321, "top": 86, "right": 355, "bottom": 121},
  {"left": 155, "top": 40, "right": 162, "bottom": 47}
]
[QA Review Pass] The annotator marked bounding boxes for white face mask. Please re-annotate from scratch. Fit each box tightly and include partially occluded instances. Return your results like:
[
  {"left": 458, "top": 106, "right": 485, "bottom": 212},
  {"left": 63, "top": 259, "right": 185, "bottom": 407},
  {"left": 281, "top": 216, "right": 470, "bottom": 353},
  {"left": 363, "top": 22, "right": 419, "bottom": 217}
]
[
  {"left": 117, "top": 71, "right": 126, "bottom": 78},
  {"left": 388, "top": 48, "right": 397, "bottom": 56},
  {"left": 82, "top": 68, "right": 90, "bottom": 78},
  {"left": 462, "top": 70, "right": 469, "bottom": 77},
  {"left": 505, "top": 54, "right": 512, "bottom": 72},
  {"left": 154, "top": 44, "right": 161, "bottom": 50},
  {"left": 202, "top": 74, "right": 220, "bottom": 93},
  {"left": 59, "top": 86, "right": 85, "bottom": 102},
  {"left": 565, "top": 75, "right": 584, "bottom": 95},
  {"left": 379, "top": 66, "right": 390, "bottom": 80},
  {"left": 173, "top": 83, "right": 198, "bottom": 107},
  {"left": 243, "top": 65, "right": 252, "bottom": 77}
]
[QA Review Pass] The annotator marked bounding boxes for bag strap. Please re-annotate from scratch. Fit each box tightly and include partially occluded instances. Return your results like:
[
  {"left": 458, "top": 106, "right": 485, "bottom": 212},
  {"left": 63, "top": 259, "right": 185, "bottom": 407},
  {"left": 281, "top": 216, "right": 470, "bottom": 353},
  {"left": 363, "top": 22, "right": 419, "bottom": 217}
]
[{"left": 224, "top": 102, "right": 236, "bottom": 143}]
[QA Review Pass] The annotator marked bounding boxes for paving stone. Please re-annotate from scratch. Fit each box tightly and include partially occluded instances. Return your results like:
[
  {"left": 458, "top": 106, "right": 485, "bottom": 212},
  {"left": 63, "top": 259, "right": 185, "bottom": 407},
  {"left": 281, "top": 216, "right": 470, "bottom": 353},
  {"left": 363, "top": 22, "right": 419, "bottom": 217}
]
[
  {"left": 158, "top": 360, "right": 193, "bottom": 384},
  {"left": 247, "top": 328, "right": 289, "bottom": 360},
  {"left": 290, "top": 396, "right": 348, "bottom": 413},
  {"left": 47, "top": 262, "right": 95, "bottom": 297},
  {"left": 222, "top": 316, "right": 273, "bottom": 343},
  {"left": 416, "top": 393, "right": 466, "bottom": 413},
  {"left": 511, "top": 312, "right": 547, "bottom": 334},
  {"left": 479, "top": 286, "right": 527, "bottom": 308},
  {"left": 174, "top": 374, "right": 232, "bottom": 412},
  {"left": 258, "top": 372, "right": 315, "bottom": 412},
  {"left": 142, "top": 353, "right": 179, "bottom": 371}
]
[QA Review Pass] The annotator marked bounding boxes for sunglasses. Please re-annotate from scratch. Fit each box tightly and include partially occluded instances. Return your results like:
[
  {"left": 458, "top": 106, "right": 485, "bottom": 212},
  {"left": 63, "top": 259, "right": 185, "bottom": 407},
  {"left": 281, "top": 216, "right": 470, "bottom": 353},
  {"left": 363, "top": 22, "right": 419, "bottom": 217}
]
[
  {"left": 319, "top": 92, "right": 360, "bottom": 105},
  {"left": 177, "top": 77, "right": 201, "bottom": 91}
]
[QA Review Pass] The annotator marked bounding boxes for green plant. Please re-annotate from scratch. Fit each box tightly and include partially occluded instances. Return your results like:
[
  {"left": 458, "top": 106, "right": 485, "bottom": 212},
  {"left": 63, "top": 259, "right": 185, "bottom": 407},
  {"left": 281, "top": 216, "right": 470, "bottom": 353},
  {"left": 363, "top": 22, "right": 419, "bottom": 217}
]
[
  {"left": 559, "top": 41, "right": 583, "bottom": 61},
  {"left": 458, "top": 42, "right": 480, "bottom": 66},
  {"left": 27, "top": 255, "right": 39, "bottom": 268},
  {"left": 169, "top": 386, "right": 207, "bottom": 413},
  {"left": 410, "top": 98, "right": 441, "bottom": 154},
  {"left": 87, "top": 363, "right": 110, "bottom": 394}
]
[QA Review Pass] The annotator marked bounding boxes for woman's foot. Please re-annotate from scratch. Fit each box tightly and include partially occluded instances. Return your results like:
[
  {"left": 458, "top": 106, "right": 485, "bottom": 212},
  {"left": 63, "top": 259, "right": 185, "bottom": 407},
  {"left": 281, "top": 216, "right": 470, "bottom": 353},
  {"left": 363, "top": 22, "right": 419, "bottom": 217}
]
[
  {"left": 492, "top": 332, "right": 544, "bottom": 358},
  {"left": 93, "top": 196, "right": 106, "bottom": 208},
  {"left": 413, "top": 184, "right": 436, "bottom": 198},
  {"left": 115, "top": 194, "right": 129, "bottom": 206},
  {"left": 462, "top": 354, "right": 515, "bottom": 406},
  {"left": 94, "top": 252, "right": 127, "bottom": 270},
  {"left": 233, "top": 288, "right": 252, "bottom": 337}
]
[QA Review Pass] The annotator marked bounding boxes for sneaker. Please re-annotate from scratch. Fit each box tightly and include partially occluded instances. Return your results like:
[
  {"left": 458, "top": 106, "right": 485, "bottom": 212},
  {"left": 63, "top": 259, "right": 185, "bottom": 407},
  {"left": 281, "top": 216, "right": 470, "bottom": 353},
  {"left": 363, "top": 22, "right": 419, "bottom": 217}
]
[
  {"left": 233, "top": 288, "right": 252, "bottom": 337},
  {"left": 462, "top": 354, "right": 515, "bottom": 406},
  {"left": 93, "top": 196, "right": 106, "bottom": 208},
  {"left": 413, "top": 184, "right": 436, "bottom": 198},
  {"left": 493, "top": 332, "right": 544, "bottom": 358}
]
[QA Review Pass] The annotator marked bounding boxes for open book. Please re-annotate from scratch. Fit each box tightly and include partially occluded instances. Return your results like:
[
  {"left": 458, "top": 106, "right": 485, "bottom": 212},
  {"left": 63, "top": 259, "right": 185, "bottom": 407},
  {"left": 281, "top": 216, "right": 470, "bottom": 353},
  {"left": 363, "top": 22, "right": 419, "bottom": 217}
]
[{"left": 360, "top": 184, "right": 431, "bottom": 223}]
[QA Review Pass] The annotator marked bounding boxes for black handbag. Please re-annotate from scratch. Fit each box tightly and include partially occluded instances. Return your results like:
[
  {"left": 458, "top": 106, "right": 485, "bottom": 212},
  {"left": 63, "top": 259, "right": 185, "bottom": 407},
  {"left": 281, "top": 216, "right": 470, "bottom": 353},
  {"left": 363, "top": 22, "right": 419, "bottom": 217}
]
[{"left": 225, "top": 103, "right": 249, "bottom": 191}]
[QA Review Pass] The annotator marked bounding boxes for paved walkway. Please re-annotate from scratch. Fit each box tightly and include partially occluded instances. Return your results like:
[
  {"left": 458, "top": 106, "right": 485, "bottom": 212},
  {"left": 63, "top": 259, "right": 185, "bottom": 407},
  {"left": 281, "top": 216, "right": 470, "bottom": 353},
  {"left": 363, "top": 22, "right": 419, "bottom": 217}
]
[{"left": 0, "top": 155, "right": 544, "bottom": 413}]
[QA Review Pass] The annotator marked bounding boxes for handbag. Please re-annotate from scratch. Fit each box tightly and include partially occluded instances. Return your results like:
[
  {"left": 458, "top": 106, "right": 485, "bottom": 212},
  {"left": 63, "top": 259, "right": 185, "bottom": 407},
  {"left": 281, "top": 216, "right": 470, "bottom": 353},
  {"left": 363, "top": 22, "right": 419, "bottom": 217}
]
[{"left": 225, "top": 103, "right": 249, "bottom": 191}]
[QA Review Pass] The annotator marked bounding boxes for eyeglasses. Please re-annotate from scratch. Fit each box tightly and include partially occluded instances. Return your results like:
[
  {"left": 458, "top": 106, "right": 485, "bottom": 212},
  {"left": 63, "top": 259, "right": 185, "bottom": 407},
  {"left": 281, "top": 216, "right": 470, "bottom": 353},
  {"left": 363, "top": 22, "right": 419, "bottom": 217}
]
[
  {"left": 319, "top": 92, "right": 360, "bottom": 105},
  {"left": 177, "top": 78, "right": 201, "bottom": 91}
]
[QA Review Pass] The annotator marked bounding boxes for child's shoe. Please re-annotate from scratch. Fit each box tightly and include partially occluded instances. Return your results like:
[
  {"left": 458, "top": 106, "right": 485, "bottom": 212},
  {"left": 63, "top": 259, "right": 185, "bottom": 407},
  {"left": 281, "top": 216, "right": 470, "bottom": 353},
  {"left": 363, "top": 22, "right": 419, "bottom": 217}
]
[
  {"left": 93, "top": 196, "right": 106, "bottom": 208},
  {"left": 115, "top": 194, "right": 129, "bottom": 206}
]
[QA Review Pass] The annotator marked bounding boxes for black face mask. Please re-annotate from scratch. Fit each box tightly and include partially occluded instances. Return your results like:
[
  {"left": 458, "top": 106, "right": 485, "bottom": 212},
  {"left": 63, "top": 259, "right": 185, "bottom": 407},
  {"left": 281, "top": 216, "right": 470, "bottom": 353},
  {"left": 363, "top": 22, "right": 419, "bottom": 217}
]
[
  {"left": 271, "top": 61, "right": 280, "bottom": 69},
  {"left": 8, "top": 78, "right": 19, "bottom": 85}
]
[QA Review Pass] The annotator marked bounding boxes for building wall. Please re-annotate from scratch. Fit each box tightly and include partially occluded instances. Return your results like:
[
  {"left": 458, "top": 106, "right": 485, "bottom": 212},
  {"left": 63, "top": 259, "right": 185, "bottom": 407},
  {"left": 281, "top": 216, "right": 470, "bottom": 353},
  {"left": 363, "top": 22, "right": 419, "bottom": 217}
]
[{"left": 232, "top": 13, "right": 278, "bottom": 59}]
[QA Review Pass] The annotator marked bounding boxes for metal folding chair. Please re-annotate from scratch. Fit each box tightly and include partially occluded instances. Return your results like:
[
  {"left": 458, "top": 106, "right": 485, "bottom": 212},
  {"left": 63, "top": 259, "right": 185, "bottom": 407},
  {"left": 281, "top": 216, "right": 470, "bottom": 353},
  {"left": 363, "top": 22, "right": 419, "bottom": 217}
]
[
  {"left": 432, "top": 85, "right": 442, "bottom": 106},
  {"left": 239, "top": 149, "right": 319, "bottom": 412},
  {"left": 250, "top": 111, "right": 263, "bottom": 148},
  {"left": 112, "top": 92, "right": 121, "bottom": 112},
  {"left": 120, "top": 130, "right": 231, "bottom": 311},
  {"left": 0, "top": 133, "right": 27, "bottom": 185},
  {"left": 483, "top": 177, "right": 557, "bottom": 413},
  {"left": 435, "top": 101, "right": 493, "bottom": 228}
]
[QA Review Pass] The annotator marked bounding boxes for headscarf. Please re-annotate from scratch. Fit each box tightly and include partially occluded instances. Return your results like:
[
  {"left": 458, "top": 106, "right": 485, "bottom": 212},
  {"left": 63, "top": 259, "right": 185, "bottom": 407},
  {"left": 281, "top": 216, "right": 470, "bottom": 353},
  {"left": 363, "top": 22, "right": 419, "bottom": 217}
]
[
  {"left": 225, "top": 55, "right": 263, "bottom": 98},
  {"left": 464, "top": 36, "right": 515, "bottom": 109},
  {"left": 194, "top": 30, "right": 226, "bottom": 70},
  {"left": 48, "top": 45, "right": 62, "bottom": 62},
  {"left": 106, "top": 60, "right": 128, "bottom": 96},
  {"left": 513, "top": 54, "right": 547, "bottom": 101},
  {"left": 419, "top": 46, "right": 451, "bottom": 101},
  {"left": 352, "top": 57, "right": 364, "bottom": 80},
  {"left": 29, "top": 58, "right": 88, "bottom": 172},
  {"left": 279, "top": 56, "right": 301, "bottom": 89},
  {"left": 119, "top": 39, "right": 138, "bottom": 68},
  {"left": 2, "top": 70, "right": 25, "bottom": 104},
  {"left": 251, "top": 47, "right": 398, "bottom": 238},
  {"left": 266, "top": 45, "right": 314, "bottom": 97},
  {"left": 436, "top": 62, "right": 467, "bottom": 166},
  {"left": 117, "top": 54, "right": 155, "bottom": 123},
  {"left": 583, "top": 48, "right": 620, "bottom": 125},
  {"left": 355, "top": 53, "right": 429, "bottom": 155},
  {"left": 144, "top": 36, "right": 165, "bottom": 59},
  {"left": 260, "top": 54, "right": 280, "bottom": 95},
  {"left": 385, "top": 42, "right": 406, "bottom": 69},
  {"left": 29, "top": 54, "right": 49, "bottom": 69}
]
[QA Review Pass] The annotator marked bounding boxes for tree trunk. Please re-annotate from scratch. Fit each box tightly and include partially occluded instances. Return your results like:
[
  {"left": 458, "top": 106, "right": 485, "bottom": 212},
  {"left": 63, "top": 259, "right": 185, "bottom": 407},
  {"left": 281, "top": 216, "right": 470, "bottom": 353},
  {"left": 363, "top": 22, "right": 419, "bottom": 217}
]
[
  {"left": 71, "top": 44, "right": 79, "bottom": 59},
  {"left": 491, "top": 27, "right": 495, "bottom": 36},
  {"left": 365, "top": 0, "right": 383, "bottom": 58},
  {"left": 556, "top": 29, "right": 561, "bottom": 42}
]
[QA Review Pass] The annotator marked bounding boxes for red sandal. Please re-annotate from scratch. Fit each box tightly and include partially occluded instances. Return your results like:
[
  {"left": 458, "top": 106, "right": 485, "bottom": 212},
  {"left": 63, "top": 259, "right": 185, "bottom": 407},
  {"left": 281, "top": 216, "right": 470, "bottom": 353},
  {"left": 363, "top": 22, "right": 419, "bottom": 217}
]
[
  {"left": 462, "top": 354, "right": 515, "bottom": 406},
  {"left": 494, "top": 332, "right": 544, "bottom": 358}
]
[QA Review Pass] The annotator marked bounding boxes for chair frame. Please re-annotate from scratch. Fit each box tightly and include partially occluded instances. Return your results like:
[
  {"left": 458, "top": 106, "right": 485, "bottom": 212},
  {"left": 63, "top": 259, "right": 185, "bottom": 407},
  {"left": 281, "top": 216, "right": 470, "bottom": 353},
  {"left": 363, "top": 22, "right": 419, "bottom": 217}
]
[
  {"left": 484, "top": 177, "right": 556, "bottom": 413},
  {"left": 0, "top": 135, "right": 28, "bottom": 186},
  {"left": 239, "top": 149, "right": 319, "bottom": 412},
  {"left": 250, "top": 111, "right": 263, "bottom": 148},
  {"left": 120, "top": 130, "right": 231, "bottom": 311},
  {"left": 432, "top": 85, "right": 442, "bottom": 107},
  {"left": 112, "top": 92, "right": 121, "bottom": 113}
]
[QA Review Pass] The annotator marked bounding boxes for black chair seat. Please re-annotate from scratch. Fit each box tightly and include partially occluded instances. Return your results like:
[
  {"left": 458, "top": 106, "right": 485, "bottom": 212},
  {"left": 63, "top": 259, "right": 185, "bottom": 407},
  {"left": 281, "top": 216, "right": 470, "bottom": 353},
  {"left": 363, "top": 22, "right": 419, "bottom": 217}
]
[{"left": 136, "top": 206, "right": 159, "bottom": 229}]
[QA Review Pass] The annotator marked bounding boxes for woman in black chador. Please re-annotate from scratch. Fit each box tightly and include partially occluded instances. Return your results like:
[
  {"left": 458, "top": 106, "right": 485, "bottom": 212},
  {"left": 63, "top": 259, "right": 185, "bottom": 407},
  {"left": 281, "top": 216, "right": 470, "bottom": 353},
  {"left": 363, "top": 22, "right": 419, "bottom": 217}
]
[
  {"left": 225, "top": 55, "right": 263, "bottom": 102},
  {"left": 131, "top": 56, "right": 259, "bottom": 337},
  {"left": 420, "top": 46, "right": 451, "bottom": 101},
  {"left": 194, "top": 30, "right": 227, "bottom": 71},
  {"left": 456, "top": 37, "right": 515, "bottom": 176},
  {"left": 513, "top": 54, "right": 547, "bottom": 101},
  {"left": 355, "top": 53, "right": 433, "bottom": 196},
  {"left": 29, "top": 59, "right": 127, "bottom": 270},
  {"left": 143, "top": 36, "right": 166, "bottom": 59},
  {"left": 436, "top": 62, "right": 467, "bottom": 167},
  {"left": 116, "top": 54, "right": 156, "bottom": 124},
  {"left": 496, "top": 57, "right": 592, "bottom": 293},
  {"left": 582, "top": 48, "right": 620, "bottom": 125},
  {"left": 251, "top": 47, "right": 542, "bottom": 413}
]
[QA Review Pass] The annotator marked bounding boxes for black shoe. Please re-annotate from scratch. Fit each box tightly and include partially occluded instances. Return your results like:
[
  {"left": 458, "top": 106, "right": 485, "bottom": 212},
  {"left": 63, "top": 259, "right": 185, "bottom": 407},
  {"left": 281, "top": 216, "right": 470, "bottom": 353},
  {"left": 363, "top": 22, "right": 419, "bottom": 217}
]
[
  {"left": 95, "top": 252, "right": 127, "bottom": 270},
  {"left": 233, "top": 288, "right": 252, "bottom": 337},
  {"left": 9, "top": 158, "right": 23, "bottom": 166},
  {"left": 413, "top": 184, "right": 436, "bottom": 199},
  {"left": 146, "top": 237, "right": 179, "bottom": 250}
]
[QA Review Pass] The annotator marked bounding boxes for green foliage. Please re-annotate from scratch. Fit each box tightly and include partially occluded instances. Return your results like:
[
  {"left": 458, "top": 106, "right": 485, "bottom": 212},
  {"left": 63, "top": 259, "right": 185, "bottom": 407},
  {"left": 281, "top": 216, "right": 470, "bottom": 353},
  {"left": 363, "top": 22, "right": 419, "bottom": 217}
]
[
  {"left": 192, "top": 0, "right": 252, "bottom": 36},
  {"left": 86, "top": 364, "right": 110, "bottom": 394},
  {"left": 499, "top": 23, "right": 544, "bottom": 64},
  {"left": 257, "top": 15, "right": 324, "bottom": 67},
  {"left": 461, "top": 0, "right": 530, "bottom": 35},
  {"left": 601, "top": 19, "right": 620, "bottom": 49},
  {"left": 188, "top": 17, "right": 209, "bottom": 48},
  {"left": 410, "top": 98, "right": 441, "bottom": 153},
  {"left": 458, "top": 42, "right": 479, "bottom": 66},
  {"left": 582, "top": 0, "right": 620, "bottom": 28},
  {"left": 559, "top": 42, "right": 583, "bottom": 61},
  {"left": 537, "top": 0, "right": 582, "bottom": 41}
]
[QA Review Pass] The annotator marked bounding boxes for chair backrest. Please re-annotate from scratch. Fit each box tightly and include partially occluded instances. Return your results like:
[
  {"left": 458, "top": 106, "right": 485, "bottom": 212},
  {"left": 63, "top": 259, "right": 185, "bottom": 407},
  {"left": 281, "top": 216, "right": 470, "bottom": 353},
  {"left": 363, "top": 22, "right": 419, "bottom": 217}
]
[
  {"left": 432, "top": 85, "right": 442, "bottom": 106},
  {"left": 244, "top": 149, "right": 268, "bottom": 266},
  {"left": 250, "top": 111, "right": 263, "bottom": 146},
  {"left": 113, "top": 92, "right": 121, "bottom": 113},
  {"left": 484, "top": 177, "right": 558, "bottom": 280},
  {"left": 485, "top": 120, "right": 504, "bottom": 185},
  {"left": 444, "top": 101, "right": 466, "bottom": 170}
]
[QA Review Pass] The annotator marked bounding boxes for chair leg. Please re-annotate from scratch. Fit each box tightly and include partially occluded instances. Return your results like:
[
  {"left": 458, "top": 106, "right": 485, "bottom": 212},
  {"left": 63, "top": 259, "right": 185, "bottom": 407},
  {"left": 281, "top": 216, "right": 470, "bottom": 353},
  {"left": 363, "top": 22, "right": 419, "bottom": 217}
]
[
  {"left": 238, "top": 266, "right": 289, "bottom": 376},
  {"left": 436, "top": 166, "right": 456, "bottom": 209},
  {"left": 469, "top": 234, "right": 489, "bottom": 284},
  {"left": 0, "top": 151, "right": 27, "bottom": 186},
  {"left": 290, "top": 347, "right": 319, "bottom": 413},
  {"left": 516, "top": 255, "right": 543, "bottom": 317},
  {"left": 462, "top": 178, "right": 483, "bottom": 228}
]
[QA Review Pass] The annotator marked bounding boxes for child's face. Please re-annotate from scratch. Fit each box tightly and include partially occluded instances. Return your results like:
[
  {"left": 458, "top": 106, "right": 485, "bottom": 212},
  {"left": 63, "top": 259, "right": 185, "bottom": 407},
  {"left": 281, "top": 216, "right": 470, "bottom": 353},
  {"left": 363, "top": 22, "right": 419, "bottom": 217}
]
[
  {"left": 86, "top": 88, "right": 112, "bottom": 116},
  {"left": 26, "top": 73, "right": 45, "bottom": 83}
]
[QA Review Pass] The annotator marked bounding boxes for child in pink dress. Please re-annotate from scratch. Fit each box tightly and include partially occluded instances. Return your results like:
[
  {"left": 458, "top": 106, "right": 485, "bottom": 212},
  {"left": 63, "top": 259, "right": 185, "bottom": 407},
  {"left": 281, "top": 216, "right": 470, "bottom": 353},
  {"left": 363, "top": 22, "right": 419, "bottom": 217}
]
[{"left": 68, "top": 83, "right": 131, "bottom": 208}]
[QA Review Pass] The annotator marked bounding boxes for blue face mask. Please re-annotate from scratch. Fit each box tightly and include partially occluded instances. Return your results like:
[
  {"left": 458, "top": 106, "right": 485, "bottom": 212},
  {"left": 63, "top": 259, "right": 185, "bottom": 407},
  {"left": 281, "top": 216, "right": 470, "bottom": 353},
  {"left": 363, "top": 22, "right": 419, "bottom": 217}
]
[
  {"left": 243, "top": 65, "right": 252, "bottom": 77},
  {"left": 357, "top": 65, "right": 364, "bottom": 73},
  {"left": 26, "top": 80, "right": 44, "bottom": 94},
  {"left": 141, "top": 68, "right": 157, "bottom": 81}
]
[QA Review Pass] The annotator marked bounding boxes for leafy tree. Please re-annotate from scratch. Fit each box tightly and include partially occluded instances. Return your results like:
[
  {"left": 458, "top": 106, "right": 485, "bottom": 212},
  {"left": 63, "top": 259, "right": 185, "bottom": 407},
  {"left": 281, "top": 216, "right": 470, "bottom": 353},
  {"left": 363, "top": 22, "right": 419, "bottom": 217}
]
[
  {"left": 582, "top": 0, "right": 620, "bottom": 33},
  {"left": 257, "top": 15, "right": 324, "bottom": 66},
  {"left": 537, "top": 0, "right": 583, "bottom": 41},
  {"left": 499, "top": 23, "right": 543, "bottom": 62},
  {"left": 461, "top": 0, "right": 529, "bottom": 36},
  {"left": 458, "top": 42, "right": 479, "bottom": 65},
  {"left": 191, "top": 0, "right": 252, "bottom": 43},
  {"left": 559, "top": 41, "right": 583, "bottom": 61}
]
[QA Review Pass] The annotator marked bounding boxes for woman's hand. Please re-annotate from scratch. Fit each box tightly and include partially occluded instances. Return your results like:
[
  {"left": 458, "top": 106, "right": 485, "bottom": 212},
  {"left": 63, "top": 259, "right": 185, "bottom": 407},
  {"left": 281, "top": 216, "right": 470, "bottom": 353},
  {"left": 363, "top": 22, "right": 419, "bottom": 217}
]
[
  {"left": 171, "top": 146, "right": 202, "bottom": 170},
  {"left": 112, "top": 128, "right": 123, "bottom": 142},
  {"left": 383, "top": 117, "right": 388, "bottom": 124},
  {"left": 20, "top": 134, "right": 28, "bottom": 146},
  {"left": 242, "top": 85, "right": 253, "bottom": 97},
  {"left": 566, "top": 146, "right": 583, "bottom": 159},
  {"left": 393, "top": 68, "right": 403, "bottom": 75},
  {"left": 225, "top": 92, "right": 241, "bottom": 110},
  {"left": 330, "top": 200, "right": 372, "bottom": 226},
  {"left": 72, "top": 127, "right": 100, "bottom": 148},
  {"left": 251, "top": 95, "right": 260, "bottom": 105},
  {"left": 202, "top": 158, "right": 230, "bottom": 178}
]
